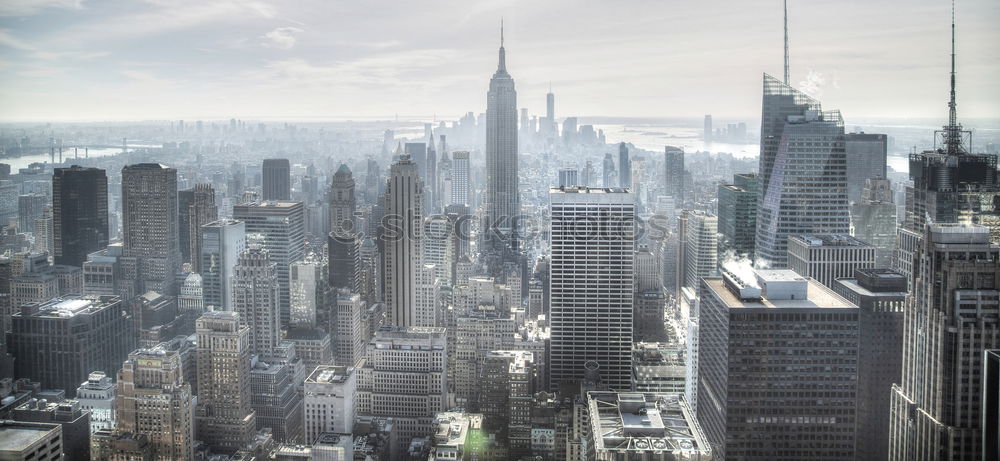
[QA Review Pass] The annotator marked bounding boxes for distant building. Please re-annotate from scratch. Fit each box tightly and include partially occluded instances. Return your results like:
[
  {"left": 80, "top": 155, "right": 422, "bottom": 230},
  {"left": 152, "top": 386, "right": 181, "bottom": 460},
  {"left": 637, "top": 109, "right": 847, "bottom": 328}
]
[
  {"left": 199, "top": 218, "right": 245, "bottom": 310},
  {"left": 717, "top": 173, "right": 758, "bottom": 258},
  {"left": 663, "top": 146, "right": 685, "bottom": 203},
  {"left": 262, "top": 158, "right": 291, "bottom": 201},
  {"left": 177, "top": 184, "right": 217, "bottom": 272},
  {"left": 121, "top": 163, "right": 179, "bottom": 293},
  {"left": 844, "top": 132, "right": 888, "bottom": 204},
  {"left": 851, "top": 178, "right": 897, "bottom": 266},
  {"left": 631, "top": 342, "right": 685, "bottom": 396},
  {"left": 52, "top": 166, "right": 108, "bottom": 267},
  {"left": 195, "top": 311, "right": 256, "bottom": 454},
  {"left": 233, "top": 201, "right": 305, "bottom": 325},
  {"left": 75, "top": 372, "right": 115, "bottom": 433}
]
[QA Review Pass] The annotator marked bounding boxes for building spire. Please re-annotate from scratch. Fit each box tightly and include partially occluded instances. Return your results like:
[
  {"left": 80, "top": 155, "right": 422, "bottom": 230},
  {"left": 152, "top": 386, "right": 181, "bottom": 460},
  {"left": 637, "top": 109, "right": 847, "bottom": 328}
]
[
  {"left": 783, "top": 0, "right": 790, "bottom": 85},
  {"left": 942, "top": 0, "right": 965, "bottom": 155},
  {"left": 498, "top": 18, "right": 506, "bottom": 73}
]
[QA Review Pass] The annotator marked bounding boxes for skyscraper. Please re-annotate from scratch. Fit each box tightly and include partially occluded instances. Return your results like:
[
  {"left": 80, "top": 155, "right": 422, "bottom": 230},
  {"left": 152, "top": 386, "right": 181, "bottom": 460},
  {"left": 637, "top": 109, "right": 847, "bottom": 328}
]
[
  {"left": 602, "top": 153, "right": 616, "bottom": 188},
  {"left": 115, "top": 344, "right": 196, "bottom": 461},
  {"left": 851, "top": 178, "right": 897, "bottom": 266},
  {"left": 262, "top": 158, "right": 291, "bottom": 201},
  {"left": 426, "top": 134, "right": 437, "bottom": 214},
  {"left": 698, "top": 269, "right": 859, "bottom": 459},
  {"left": 787, "top": 233, "right": 877, "bottom": 289},
  {"left": 889, "top": 224, "right": 1000, "bottom": 461},
  {"left": 680, "top": 210, "right": 718, "bottom": 290},
  {"left": 703, "top": 114, "right": 713, "bottom": 143},
  {"left": 199, "top": 218, "right": 245, "bottom": 311},
  {"left": 52, "top": 166, "right": 108, "bottom": 267},
  {"left": 549, "top": 187, "right": 635, "bottom": 391},
  {"left": 383, "top": 153, "right": 423, "bottom": 327},
  {"left": 663, "top": 146, "right": 685, "bottom": 203},
  {"left": 717, "top": 173, "right": 758, "bottom": 258},
  {"left": 233, "top": 201, "right": 305, "bottom": 325},
  {"left": 546, "top": 87, "right": 555, "bottom": 135},
  {"left": 195, "top": 311, "right": 256, "bottom": 454},
  {"left": 304, "top": 365, "right": 356, "bottom": 444},
  {"left": 755, "top": 75, "right": 849, "bottom": 267},
  {"left": 845, "top": 132, "right": 888, "bottom": 204},
  {"left": 231, "top": 237, "right": 281, "bottom": 356},
  {"left": 617, "top": 142, "right": 631, "bottom": 188},
  {"left": 178, "top": 184, "right": 217, "bottom": 272},
  {"left": 483, "top": 23, "right": 519, "bottom": 272},
  {"left": 450, "top": 151, "right": 470, "bottom": 206},
  {"left": 121, "top": 163, "right": 179, "bottom": 293},
  {"left": 329, "top": 164, "right": 356, "bottom": 237}
]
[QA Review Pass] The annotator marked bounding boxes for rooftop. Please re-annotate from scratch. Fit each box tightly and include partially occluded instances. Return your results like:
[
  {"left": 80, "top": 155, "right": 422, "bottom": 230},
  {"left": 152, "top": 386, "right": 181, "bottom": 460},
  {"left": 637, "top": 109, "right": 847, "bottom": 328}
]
[
  {"left": 789, "top": 233, "right": 873, "bottom": 247},
  {"left": 706, "top": 273, "right": 855, "bottom": 310},
  {"left": 306, "top": 366, "right": 354, "bottom": 384},
  {"left": 587, "top": 392, "right": 710, "bottom": 456},
  {"left": 0, "top": 421, "right": 60, "bottom": 453}
]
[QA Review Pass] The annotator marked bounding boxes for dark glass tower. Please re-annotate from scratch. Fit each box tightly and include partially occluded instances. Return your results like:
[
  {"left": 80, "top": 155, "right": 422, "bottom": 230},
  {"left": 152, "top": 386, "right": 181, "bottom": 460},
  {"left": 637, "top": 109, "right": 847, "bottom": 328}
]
[
  {"left": 53, "top": 165, "right": 108, "bottom": 267},
  {"left": 262, "top": 158, "right": 291, "bottom": 201}
]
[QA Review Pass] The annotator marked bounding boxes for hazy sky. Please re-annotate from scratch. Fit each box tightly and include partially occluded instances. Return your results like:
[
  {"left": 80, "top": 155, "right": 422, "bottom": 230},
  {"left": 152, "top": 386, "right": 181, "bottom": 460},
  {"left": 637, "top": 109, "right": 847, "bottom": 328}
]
[{"left": 0, "top": 0, "right": 998, "bottom": 121}]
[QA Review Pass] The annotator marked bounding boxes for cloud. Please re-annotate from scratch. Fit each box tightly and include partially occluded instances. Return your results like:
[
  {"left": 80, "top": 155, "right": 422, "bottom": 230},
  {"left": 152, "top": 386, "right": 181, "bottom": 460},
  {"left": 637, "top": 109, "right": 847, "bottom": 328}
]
[
  {"left": 798, "top": 69, "right": 827, "bottom": 99},
  {"left": 0, "top": 0, "right": 81, "bottom": 17},
  {"left": 261, "top": 26, "right": 303, "bottom": 49},
  {"left": 0, "top": 28, "right": 108, "bottom": 60}
]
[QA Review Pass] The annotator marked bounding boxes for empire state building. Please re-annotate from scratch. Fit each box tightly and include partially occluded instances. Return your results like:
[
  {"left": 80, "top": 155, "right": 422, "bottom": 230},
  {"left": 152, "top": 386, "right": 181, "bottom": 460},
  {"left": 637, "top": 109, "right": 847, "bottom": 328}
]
[{"left": 483, "top": 22, "right": 519, "bottom": 273}]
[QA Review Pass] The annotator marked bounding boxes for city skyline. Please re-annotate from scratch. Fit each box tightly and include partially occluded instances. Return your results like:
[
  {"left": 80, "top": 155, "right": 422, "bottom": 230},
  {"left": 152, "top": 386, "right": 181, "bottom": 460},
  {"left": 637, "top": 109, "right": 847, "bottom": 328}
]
[{"left": 1, "top": 0, "right": 999, "bottom": 121}]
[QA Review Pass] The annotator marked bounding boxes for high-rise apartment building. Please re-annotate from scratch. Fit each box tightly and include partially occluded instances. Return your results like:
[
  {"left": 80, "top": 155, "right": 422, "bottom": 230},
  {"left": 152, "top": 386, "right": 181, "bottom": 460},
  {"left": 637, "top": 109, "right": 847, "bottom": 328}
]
[
  {"left": 195, "top": 311, "right": 256, "bottom": 454},
  {"left": 890, "top": 224, "right": 1000, "bottom": 461},
  {"left": 122, "top": 163, "right": 179, "bottom": 293},
  {"left": 787, "top": 233, "right": 877, "bottom": 289},
  {"left": 755, "top": 75, "right": 850, "bottom": 268},
  {"left": 233, "top": 201, "right": 305, "bottom": 324},
  {"left": 549, "top": 187, "right": 635, "bottom": 391},
  {"left": 717, "top": 173, "right": 758, "bottom": 258},
  {"left": 262, "top": 158, "right": 291, "bottom": 201},
  {"left": 200, "top": 218, "right": 245, "bottom": 311},
  {"left": 52, "top": 166, "right": 108, "bottom": 268},
  {"left": 383, "top": 154, "right": 423, "bottom": 327},
  {"left": 698, "top": 269, "right": 859, "bottom": 459}
]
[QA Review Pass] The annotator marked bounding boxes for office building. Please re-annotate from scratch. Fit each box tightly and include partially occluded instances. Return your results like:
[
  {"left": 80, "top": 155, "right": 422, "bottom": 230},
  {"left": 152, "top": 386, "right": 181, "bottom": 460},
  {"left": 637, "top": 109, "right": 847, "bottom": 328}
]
[
  {"left": 482, "top": 25, "right": 519, "bottom": 273},
  {"left": 704, "top": 115, "right": 713, "bottom": 143},
  {"left": 76, "top": 372, "right": 115, "bottom": 433},
  {"left": 52, "top": 166, "right": 108, "bottom": 267},
  {"left": 233, "top": 200, "right": 305, "bottom": 325},
  {"left": 787, "top": 233, "right": 877, "bottom": 289},
  {"left": 262, "top": 158, "right": 291, "bottom": 201},
  {"left": 121, "top": 163, "right": 179, "bottom": 293},
  {"left": 698, "top": 269, "right": 859, "bottom": 459},
  {"left": 851, "top": 178, "right": 897, "bottom": 266},
  {"left": 231, "top": 237, "right": 281, "bottom": 356},
  {"left": 0, "top": 421, "right": 64, "bottom": 461},
  {"left": 9, "top": 295, "right": 133, "bottom": 397},
  {"left": 755, "top": 75, "right": 850, "bottom": 267},
  {"left": 680, "top": 211, "right": 718, "bottom": 290},
  {"left": 631, "top": 342, "right": 686, "bottom": 396},
  {"left": 845, "top": 132, "right": 888, "bottom": 204},
  {"left": 331, "top": 290, "right": 366, "bottom": 367},
  {"left": 383, "top": 154, "right": 423, "bottom": 327},
  {"left": 17, "top": 194, "right": 46, "bottom": 236},
  {"left": 890, "top": 224, "right": 1000, "bottom": 461},
  {"left": 290, "top": 256, "right": 324, "bottom": 327},
  {"left": 549, "top": 187, "right": 635, "bottom": 391},
  {"left": 303, "top": 365, "right": 356, "bottom": 444},
  {"left": 429, "top": 412, "right": 487, "bottom": 461},
  {"left": 451, "top": 151, "right": 470, "bottom": 206},
  {"left": 586, "top": 392, "right": 711, "bottom": 461},
  {"left": 357, "top": 326, "right": 447, "bottom": 451},
  {"left": 663, "top": 146, "right": 685, "bottom": 203},
  {"left": 602, "top": 153, "right": 616, "bottom": 188},
  {"left": 178, "top": 184, "right": 217, "bottom": 272},
  {"left": 618, "top": 143, "right": 631, "bottom": 188},
  {"left": 717, "top": 173, "right": 758, "bottom": 258},
  {"left": 479, "top": 350, "right": 534, "bottom": 456},
  {"left": 115, "top": 344, "right": 196, "bottom": 461},
  {"left": 200, "top": 218, "right": 245, "bottom": 311},
  {"left": 329, "top": 164, "right": 356, "bottom": 238},
  {"left": 250, "top": 342, "right": 305, "bottom": 443},
  {"left": 557, "top": 168, "right": 578, "bottom": 188},
  {"left": 834, "top": 268, "right": 906, "bottom": 461},
  {"left": 195, "top": 311, "right": 256, "bottom": 454}
]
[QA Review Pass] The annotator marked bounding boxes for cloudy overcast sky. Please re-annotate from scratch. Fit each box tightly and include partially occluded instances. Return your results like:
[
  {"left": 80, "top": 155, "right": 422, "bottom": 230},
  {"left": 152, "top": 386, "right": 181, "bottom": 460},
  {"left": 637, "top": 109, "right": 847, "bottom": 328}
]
[{"left": 0, "top": 0, "right": 997, "bottom": 121}]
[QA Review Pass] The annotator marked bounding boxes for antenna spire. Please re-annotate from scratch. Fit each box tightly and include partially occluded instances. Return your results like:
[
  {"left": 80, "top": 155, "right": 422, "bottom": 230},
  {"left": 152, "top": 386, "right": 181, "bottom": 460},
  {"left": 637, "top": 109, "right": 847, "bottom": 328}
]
[
  {"left": 497, "top": 18, "right": 507, "bottom": 72},
  {"left": 501, "top": 17, "right": 504, "bottom": 47},
  {"left": 948, "top": 0, "right": 957, "bottom": 130},
  {"left": 783, "top": 0, "right": 790, "bottom": 85}
]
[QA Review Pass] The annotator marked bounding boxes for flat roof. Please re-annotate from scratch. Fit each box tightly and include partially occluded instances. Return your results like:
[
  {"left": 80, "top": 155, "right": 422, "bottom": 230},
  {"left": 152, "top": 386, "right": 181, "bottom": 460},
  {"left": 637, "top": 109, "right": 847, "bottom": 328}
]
[
  {"left": 789, "top": 233, "right": 872, "bottom": 247},
  {"left": 0, "top": 423, "right": 58, "bottom": 452},
  {"left": 835, "top": 279, "right": 907, "bottom": 299},
  {"left": 705, "top": 277, "right": 855, "bottom": 309}
]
